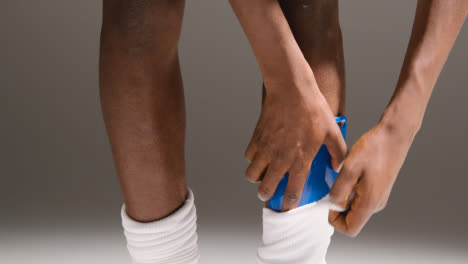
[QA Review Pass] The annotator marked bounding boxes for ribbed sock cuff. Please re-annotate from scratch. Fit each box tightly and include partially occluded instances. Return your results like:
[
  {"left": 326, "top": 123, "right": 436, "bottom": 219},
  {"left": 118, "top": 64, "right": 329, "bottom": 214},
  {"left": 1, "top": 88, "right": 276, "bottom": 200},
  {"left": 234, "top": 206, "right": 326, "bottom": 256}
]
[{"left": 121, "top": 188, "right": 200, "bottom": 264}]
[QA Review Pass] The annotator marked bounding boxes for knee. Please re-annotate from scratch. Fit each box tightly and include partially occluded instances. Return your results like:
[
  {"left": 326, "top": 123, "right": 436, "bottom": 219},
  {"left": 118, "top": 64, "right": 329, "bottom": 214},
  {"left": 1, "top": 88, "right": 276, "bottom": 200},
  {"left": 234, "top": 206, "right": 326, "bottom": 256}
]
[
  {"left": 101, "top": 0, "right": 185, "bottom": 56},
  {"left": 281, "top": 0, "right": 341, "bottom": 39},
  {"left": 281, "top": 0, "right": 339, "bottom": 16}
]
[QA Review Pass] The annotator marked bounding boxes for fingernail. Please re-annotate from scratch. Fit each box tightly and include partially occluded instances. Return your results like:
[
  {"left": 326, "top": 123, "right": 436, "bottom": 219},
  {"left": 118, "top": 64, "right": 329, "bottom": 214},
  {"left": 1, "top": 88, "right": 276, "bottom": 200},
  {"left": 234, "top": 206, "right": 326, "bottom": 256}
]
[
  {"left": 246, "top": 177, "right": 257, "bottom": 183},
  {"left": 336, "top": 161, "right": 344, "bottom": 172},
  {"left": 257, "top": 192, "right": 268, "bottom": 202}
]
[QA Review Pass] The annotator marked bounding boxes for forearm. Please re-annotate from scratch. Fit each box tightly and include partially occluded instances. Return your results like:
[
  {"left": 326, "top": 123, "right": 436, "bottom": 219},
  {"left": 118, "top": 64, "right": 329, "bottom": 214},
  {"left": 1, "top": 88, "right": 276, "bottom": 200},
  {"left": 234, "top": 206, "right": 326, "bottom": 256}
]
[
  {"left": 381, "top": 0, "right": 468, "bottom": 138},
  {"left": 229, "top": 0, "right": 314, "bottom": 91}
]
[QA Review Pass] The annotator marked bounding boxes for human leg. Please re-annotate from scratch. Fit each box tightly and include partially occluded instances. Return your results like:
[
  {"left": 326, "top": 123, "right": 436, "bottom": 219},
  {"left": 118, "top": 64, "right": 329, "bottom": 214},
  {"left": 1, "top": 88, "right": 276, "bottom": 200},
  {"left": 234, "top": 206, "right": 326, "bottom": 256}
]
[
  {"left": 99, "top": 1, "right": 199, "bottom": 263},
  {"left": 258, "top": 1, "right": 345, "bottom": 263},
  {"left": 100, "top": 0, "right": 187, "bottom": 223}
]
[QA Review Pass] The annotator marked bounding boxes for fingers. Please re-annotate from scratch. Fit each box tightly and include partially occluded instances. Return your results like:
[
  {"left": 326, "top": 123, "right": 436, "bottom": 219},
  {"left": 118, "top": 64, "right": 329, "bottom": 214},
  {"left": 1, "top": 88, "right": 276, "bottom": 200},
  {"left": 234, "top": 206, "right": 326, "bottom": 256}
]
[
  {"left": 245, "top": 152, "right": 269, "bottom": 183},
  {"left": 328, "top": 160, "right": 361, "bottom": 237},
  {"left": 257, "top": 162, "right": 290, "bottom": 202},
  {"left": 329, "top": 188, "right": 374, "bottom": 237},
  {"left": 245, "top": 137, "right": 258, "bottom": 163},
  {"left": 324, "top": 122, "right": 347, "bottom": 171},
  {"left": 245, "top": 118, "right": 265, "bottom": 162},
  {"left": 281, "top": 157, "right": 312, "bottom": 211},
  {"left": 329, "top": 175, "right": 383, "bottom": 237},
  {"left": 246, "top": 117, "right": 346, "bottom": 209},
  {"left": 375, "top": 192, "right": 390, "bottom": 213}
]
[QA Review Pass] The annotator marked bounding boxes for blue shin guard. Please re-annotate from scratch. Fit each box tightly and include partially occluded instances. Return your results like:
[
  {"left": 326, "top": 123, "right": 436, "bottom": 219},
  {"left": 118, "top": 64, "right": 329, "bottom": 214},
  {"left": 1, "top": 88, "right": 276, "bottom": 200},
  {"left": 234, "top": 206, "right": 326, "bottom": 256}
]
[{"left": 268, "top": 116, "right": 347, "bottom": 212}]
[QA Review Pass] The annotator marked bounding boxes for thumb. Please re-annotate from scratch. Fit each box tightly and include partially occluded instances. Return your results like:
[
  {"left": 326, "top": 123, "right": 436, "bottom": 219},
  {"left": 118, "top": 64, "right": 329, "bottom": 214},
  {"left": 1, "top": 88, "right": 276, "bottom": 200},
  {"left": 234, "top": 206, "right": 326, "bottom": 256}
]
[
  {"left": 324, "top": 124, "right": 347, "bottom": 171},
  {"left": 329, "top": 160, "right": 359, "bottom": 210}
]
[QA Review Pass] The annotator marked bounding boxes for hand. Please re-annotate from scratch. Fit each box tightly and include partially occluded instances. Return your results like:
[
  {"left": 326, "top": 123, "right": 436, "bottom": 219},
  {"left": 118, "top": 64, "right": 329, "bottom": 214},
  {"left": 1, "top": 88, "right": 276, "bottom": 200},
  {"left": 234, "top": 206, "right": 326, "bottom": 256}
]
[
  {"left": 328, "top": 121, "right": 415, "bottom": 237},
  {"left": 245, "top": 77, "right": 347, "bottom": 211}
]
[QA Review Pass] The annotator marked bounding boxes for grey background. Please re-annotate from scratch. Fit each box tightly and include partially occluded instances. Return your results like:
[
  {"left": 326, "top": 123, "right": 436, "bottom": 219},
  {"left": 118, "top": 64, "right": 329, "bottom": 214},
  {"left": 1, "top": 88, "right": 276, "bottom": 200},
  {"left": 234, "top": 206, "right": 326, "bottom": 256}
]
[{"left": 1, "top": 0, "right": 467, "bottom": 263}]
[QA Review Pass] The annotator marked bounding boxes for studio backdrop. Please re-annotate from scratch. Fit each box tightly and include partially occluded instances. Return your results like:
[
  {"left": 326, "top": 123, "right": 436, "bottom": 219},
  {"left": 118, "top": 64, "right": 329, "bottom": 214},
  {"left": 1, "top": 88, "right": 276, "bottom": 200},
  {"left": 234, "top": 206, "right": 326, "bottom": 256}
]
[{"left": 1, "top": 1, "right": 467, "bottom": 263}]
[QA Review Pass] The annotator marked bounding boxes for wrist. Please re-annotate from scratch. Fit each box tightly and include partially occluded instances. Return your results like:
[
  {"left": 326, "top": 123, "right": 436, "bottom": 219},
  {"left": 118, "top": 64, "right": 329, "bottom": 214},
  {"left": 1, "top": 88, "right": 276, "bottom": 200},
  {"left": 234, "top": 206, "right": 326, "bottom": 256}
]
[
  {"left": 379, "top": 110, "right": 419, "bottom": 145},
  {"left": 379, "top": 101, "right": 423, "bottom": 145},
  {"left": 379, "top": 67, "right": 436, "bottom": 142}
]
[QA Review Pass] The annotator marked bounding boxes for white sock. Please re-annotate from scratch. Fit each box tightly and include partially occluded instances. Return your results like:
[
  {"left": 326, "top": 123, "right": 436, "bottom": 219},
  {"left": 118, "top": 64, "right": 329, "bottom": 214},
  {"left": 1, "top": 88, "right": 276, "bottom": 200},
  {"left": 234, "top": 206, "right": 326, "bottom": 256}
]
[
  {"left": 121, "top": 188, "right": 200, "bottom": 264},
  {"left": 257, "top": 195, "right": 343, "bottom": 264}
]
